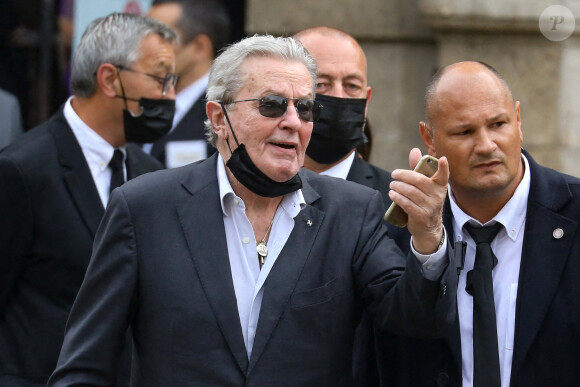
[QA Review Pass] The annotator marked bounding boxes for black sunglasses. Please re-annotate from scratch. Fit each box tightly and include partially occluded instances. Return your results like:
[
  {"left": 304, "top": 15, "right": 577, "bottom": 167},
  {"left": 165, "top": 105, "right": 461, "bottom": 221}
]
[{"left": 221, "top": 96, "right": 323, "bottom": 122}]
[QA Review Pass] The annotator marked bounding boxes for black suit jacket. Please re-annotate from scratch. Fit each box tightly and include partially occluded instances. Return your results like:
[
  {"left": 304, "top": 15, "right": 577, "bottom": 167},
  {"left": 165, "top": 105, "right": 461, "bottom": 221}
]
[
  {"left": 0, "top": 108, "right": 163, "bottom": 386},
  {"left": 49, "top": 155, "right": 457, "bottom": 386},
  {"left": 376, "top": 150, "right": 580, "bottom": 387},
  {"left": 346, "top": 155, "right": 412, "bottom": 386},
  {"left": 149, "top": 93, "right": 215, "bottom": 166}
]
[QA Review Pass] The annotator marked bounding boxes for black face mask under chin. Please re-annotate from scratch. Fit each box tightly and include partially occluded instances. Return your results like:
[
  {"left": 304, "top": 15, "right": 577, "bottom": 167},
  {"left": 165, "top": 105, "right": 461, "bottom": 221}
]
[
  {"left": 221, "top": 104, "right": 302, "bottom": 198},
  {"left": 116, "top": 71, "right": 175, "bottom": 144},
  {"left": 306, "top": 94, "right": 368, "bottom": 164}
]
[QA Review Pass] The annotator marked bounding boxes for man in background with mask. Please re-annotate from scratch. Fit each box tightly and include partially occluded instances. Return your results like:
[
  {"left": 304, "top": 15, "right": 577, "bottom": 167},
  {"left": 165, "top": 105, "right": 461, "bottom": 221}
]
[
  {"left": 0, "top": 13, "right": 175, "bottom": 386},
  {"left": 144, "top": 0, "right": 231, "bottom": 167},
  {"left": 295, "top": 26, "right": 411, "bottom": 386}
]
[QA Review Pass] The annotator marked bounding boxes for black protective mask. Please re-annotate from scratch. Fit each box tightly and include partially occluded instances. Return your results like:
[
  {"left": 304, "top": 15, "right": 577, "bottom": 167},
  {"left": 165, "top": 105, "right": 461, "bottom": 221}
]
[
  {"left": 116, "top": 71, "right": 175, "bottom": 144},
  {"left": 121, "top": 98, "right": 175, "bottom": 144},
  {"left": 306, "top": 94, "right": 368, "bottom": 164},
  {"left": 221, "top": 105, "right": 302, "bottom": 198}
]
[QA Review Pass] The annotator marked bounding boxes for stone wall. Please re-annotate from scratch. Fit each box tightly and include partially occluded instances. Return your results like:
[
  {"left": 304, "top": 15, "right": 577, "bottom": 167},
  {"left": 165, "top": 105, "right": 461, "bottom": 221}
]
[{"left": 246, "top": 0, "right": 580, "bottom": 176}]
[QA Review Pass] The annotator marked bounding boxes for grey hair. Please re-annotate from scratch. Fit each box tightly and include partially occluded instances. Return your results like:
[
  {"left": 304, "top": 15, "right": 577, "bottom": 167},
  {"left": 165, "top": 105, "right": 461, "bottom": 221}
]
[
  {"left": 204, "top": 34, "right": 318, "bottom": 146},
  {"left": 71, "top": 12, "right": 178, "bottom": 98}
]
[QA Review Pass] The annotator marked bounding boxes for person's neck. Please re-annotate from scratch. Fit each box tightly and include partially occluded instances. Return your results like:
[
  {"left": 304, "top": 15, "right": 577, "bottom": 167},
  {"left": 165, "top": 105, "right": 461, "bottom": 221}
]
[
  {"left": 71, "top": 96, "right": 125, "bottom": 147},
  {"left": 303, "top": 150, "right": 354, "bottom": 173},
  {"left": 175, "top": 64, "right": 210, "bottom": 94}
]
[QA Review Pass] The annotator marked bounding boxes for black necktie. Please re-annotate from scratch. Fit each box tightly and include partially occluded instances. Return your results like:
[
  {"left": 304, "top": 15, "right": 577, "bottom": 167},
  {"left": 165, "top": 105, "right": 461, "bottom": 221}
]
[
  {"left": 464, "top": 222, "right": 503, "bottom": 387},
  {"left": 109, "top": 149, "right": 125, "bottom": 193}
]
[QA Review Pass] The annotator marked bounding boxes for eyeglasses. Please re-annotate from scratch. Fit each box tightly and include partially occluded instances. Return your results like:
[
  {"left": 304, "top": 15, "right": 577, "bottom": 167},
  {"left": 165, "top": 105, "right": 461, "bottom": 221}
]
[
  {"left": 221, "top": 95, "right": 323, "bottom": 122},
  {"left": 116, "top": 65, "right": 178, "bottom": 96}
]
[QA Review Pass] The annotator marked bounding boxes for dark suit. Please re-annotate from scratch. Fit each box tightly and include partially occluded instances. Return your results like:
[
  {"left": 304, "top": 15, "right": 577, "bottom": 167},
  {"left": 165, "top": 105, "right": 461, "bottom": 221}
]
[
  {"left": 346, "top": 154, "right": 412, "bottom": 386},
  {"left": 149, "top": 94, "right": 215, "bottom": 166},
  {"left": 49, "top": 154, "right": 457, "bottom": 386},
  {"left": 0, "top": 108, "right": 163, "bottom": 386},
  {"left": 376, "top": 150, "right": 580, "bottom": 387}
]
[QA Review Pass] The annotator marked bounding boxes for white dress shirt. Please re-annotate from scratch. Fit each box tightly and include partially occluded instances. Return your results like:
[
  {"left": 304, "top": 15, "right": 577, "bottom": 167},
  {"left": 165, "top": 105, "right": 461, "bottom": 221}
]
[
  {"left": 450, "top": 154, "right": 530, "bottom": 387},
  {"left": 217, "top": 155, "right": 305, "bottom": 358},
  {"left": 64, "top": 97, "right": 126, "bottom": 207},
  {"left": 319, "top": 150, "right": 356, "bottom": 180}
]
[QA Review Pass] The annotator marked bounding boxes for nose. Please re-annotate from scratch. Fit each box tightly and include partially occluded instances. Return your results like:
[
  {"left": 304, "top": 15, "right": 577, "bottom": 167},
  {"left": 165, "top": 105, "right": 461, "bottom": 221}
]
[
  {"left": 474, "top": 128, "right": 497, "bottom": 154},
  {"left": 164, "top": 83, "right": 177, "bottom": 99},
  {"left": 280, "top": 100, "right": 303, "bottom": 131}
]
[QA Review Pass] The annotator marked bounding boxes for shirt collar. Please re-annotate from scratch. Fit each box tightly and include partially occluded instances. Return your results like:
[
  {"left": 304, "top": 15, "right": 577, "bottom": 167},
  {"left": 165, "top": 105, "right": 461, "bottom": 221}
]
[
  {"left": 216, "top": 153, "right": 305, "bottom": 218},
  {"left": 450, "top": 153, "right": 530, "bottom": 242},
  {"left": 64, "top": 97, "right": 126, "bottom": 171},
  {"left": 319, "top": 151, "right": 356, "bottom": 180}
]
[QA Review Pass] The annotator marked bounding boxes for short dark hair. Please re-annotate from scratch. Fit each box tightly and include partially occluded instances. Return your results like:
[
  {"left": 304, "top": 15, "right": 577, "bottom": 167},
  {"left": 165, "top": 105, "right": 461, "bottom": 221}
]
[{"left": 152, "top": 0, "right": 231, "bottom": 58}]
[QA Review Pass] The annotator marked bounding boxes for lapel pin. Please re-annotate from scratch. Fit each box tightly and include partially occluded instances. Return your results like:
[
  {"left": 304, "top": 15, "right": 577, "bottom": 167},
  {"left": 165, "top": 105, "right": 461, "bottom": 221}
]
[
  {"left": 553, "top": 228, "right": 564, "bottom": 239},
  {"left": 306, "top": 220, "right": 313, "bottom": 227}
]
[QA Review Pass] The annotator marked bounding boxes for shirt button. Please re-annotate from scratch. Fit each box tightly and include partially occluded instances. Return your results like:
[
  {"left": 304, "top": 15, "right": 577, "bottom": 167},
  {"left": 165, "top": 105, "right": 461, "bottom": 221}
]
[
  {"left": 243, "top": 237, "right": 250, "bottom": 244},
  {"left": 234, "top": 198, "right": 239, "bottom": 205},
  {"left": 510, "top": 229, "right": 516, "bottom": 237}
]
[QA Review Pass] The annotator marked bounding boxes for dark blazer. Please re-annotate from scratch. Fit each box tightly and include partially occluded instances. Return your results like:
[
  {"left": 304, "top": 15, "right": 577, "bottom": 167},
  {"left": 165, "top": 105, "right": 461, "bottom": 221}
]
[
  {"left": 149, "top": 94, "right": 215, "bottom": 166},
  {"left": 0, "top": 108, "right": 163, "bottom": 386},
  {"left": 347, "top": 154, "right": 412, "bottom": 386},
  {"left": 376, "top": 150, "right": 580, "bottom": 387},
  {"left": 48, "top": 155, "right": 457, "bottom": 387}
]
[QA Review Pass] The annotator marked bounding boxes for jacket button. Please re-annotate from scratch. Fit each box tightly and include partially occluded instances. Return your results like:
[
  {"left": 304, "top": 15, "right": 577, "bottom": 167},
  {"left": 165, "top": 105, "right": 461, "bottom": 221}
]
[{"left": 436, "top": 372, "right": 450, "bottom": 386}]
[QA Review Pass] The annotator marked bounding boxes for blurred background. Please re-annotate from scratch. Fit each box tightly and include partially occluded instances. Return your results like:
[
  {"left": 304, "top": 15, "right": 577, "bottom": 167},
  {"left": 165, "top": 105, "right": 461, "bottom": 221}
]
[{"left": 1, "top": 0, "right": 579, "bottom": 176}]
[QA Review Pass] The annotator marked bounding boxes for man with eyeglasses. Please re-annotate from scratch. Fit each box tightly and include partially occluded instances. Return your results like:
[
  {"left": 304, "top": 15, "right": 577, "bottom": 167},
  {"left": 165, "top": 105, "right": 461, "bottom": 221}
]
[
  {"left": 143, "top": 0, "right": 231, "bottom": 168},
  {"left": 0, "top": 13, "right": 176, "bottom": 386},
  {"left": 49, "top": 34, "right": 458, "bottom": 386}
]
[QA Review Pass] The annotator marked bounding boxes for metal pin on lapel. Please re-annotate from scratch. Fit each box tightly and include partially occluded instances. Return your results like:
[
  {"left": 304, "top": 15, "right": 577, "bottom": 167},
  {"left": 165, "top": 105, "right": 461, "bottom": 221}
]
[
  {"left": 553, "top": 228, "right": 564, "bottom": 239},
  {"left": 306, "top": 220, "right": 313, "bottom": 227}
]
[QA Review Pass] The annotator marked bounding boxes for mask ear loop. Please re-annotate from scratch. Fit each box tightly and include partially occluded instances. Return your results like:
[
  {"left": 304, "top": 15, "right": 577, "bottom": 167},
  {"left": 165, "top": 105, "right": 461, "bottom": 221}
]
[
  {"left": 115, "top": 67, "right": 130, "bottom": 111},
  {"left": 220, "top": 102, "right": 241, "bottom": 154}
]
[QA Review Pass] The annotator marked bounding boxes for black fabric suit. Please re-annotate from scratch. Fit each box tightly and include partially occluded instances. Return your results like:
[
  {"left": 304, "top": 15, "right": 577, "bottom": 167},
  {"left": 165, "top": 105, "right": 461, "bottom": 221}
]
[
  {"left": 347, "top": 154, "right": 411, "bottom": 386},
  {"left": 149, "top": 94, "right": 215, "bottom": 166},
  {"left": 376, "top": 150, "right": 580, "bottom": 387},
  {"left": 49, "top": 154, "right": 457, "bottom": 386},
  {"left": 0, "top": 108, "right": 163, "bottom": 386}
]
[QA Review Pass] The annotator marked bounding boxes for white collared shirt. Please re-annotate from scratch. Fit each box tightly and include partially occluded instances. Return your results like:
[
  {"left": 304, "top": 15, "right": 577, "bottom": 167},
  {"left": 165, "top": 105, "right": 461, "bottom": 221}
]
[
  {"left": 64, "top": 97, "right": 126, "bottom": 207},
  {"left": 450, "top": 154, "right": 531, "bottom": 387},
  {"left": 217, "top": 154, "right": 305, "bottom": 359},
  {"left": 319, "top": 151, "right": 356, "bottom": 180}
]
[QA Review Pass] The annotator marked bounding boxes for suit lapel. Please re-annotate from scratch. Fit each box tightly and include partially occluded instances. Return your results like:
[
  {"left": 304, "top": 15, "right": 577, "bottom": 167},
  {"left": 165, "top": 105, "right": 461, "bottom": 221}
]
[
  {"left": 248, "top": 178, "right": 324, "bottom": 373},
  {"left": 512, "top": 153, "right": 576, "bottom": 373},
  {"left": 125, "top": 144, "right": 150, "bottom": 180},
  {"left": 442, "top": 199, "right": 463, "bottom": 374},
  {"left": 176, "top": 155, "right": 249, "bottom": 374},
  {"left": 51, "top": 110, "right": 104, "bottom": 237},
  {"left": 346, "top": 154, "right": 372, "bottom": 186}
]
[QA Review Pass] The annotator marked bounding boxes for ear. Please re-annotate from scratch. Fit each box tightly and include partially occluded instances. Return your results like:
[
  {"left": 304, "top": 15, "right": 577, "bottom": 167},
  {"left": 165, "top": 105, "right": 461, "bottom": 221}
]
[
  {"left": 515, "top": 100, "right": 523, "bottom": 143},
  {"left": 190, "top": 33, "right": 214, "bottom": 61},
  {"left": 364, "top": 86, "right": 372, "bottom": 116},
  {"left": 96, "top": 63, "right": 120, "bottom": 99},
  {"left": 206, "top": 101, "right": 228, "bottom": 141},
  {"left": 419, "top": 121, "right": 437, "bottom": 157}
]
